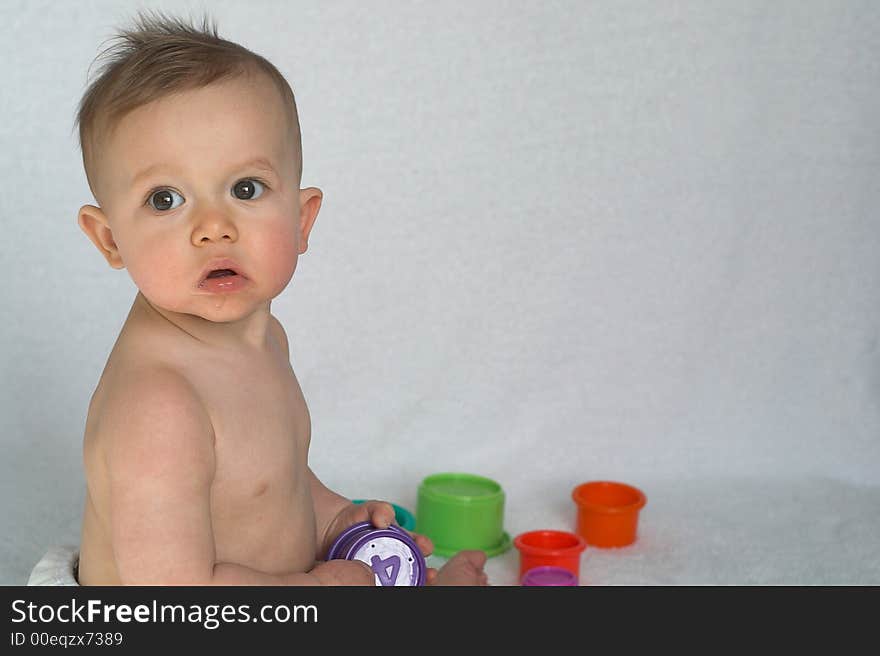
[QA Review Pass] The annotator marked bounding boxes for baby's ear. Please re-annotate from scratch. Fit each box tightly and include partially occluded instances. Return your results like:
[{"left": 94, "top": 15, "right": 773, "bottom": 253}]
[
  {"left": 297, "top": 187, "right": 323, "bottom": 254},
  {"left": 77, "top": 205, "right": 125, "bottom": 269}
]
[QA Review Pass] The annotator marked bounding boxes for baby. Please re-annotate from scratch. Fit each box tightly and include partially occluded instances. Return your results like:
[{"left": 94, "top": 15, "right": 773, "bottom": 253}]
[{"left": 73, "top": 11, "right": 488, "bottom": 586}]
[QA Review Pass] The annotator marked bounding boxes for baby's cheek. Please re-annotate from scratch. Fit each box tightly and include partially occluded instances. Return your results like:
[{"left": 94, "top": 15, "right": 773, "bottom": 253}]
[
  {"left": 120, "top": 239, "right": 189, "bottom": 306},
  {"left": 257, "top": 230, "right": 300, "bottom": 293}
]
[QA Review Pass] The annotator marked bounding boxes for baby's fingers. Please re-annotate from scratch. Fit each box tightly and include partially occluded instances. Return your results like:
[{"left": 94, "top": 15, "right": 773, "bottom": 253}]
[
  {"left": 363, "top": 500, "right": 396, "bottom": 528},
  {"left": 407, "top": 531, "right": 434, "bottom": 557}
]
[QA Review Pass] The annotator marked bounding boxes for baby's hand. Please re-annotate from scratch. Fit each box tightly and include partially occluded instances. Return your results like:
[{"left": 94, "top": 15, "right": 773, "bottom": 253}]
[
  {"left": 427, "top": 550, "right": 490, "bottom": 586},
  {"left": 310, "top": 558, "right": 376, "bottom": 586},
  {"left": 352, "top": 499, "right": 396, "bottom": 530},
  {"left": 328, "top": 500, "right": 435, "bottom": 560}
]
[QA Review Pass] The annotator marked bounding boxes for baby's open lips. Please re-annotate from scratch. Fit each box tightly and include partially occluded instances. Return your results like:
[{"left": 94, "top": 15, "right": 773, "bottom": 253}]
[
  {"left": 197, "top": 258, "right": 248, "bottom": 284},
  {"left": 206, "top": 269, "right": 237, "bottom": 279}
]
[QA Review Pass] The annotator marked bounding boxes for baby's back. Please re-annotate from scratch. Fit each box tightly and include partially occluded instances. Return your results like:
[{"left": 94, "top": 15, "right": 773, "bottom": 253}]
[{"left": 78, "top": 295, "right": 317, "bottom": 584}]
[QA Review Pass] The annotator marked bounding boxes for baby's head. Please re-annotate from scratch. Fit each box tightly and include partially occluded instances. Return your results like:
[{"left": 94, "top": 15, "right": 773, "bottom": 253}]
[{"left": 75, "top": 11, "right": 321, "bottom": 321}]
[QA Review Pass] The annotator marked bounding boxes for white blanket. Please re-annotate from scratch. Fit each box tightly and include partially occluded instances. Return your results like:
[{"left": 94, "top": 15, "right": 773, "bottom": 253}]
[{"left": 27, "top": 545, "right": 79, "bottom": 586}]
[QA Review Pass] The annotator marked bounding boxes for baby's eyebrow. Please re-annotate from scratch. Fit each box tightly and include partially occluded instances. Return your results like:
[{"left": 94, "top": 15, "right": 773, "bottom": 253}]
[{"left": 130, "top": 157, "right": 279, "bottom": 186}]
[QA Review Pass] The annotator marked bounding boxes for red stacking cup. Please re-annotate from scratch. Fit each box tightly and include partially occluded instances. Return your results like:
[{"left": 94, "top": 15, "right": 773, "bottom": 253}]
[{"left": 513, "top": 529, "right": 586, "bottom": 580}]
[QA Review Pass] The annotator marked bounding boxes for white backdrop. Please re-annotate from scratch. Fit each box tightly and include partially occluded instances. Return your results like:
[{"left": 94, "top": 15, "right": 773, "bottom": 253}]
[{"left": 1, "top": 0, "right": 878, "bottom": 585}]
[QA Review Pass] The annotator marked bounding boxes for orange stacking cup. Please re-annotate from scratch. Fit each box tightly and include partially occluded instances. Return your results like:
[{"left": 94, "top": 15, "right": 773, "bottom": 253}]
[
  {"left": 513, "top": 530, "right": 586, "bottom": 580},
  {"left": 572, "top": 481, "right": 646, "bottom": 548}
]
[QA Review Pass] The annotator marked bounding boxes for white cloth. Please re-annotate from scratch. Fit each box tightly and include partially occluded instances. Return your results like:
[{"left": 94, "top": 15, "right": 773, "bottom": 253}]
[{"left": 28, "top": 545, "right": 79, "bottom": 586}]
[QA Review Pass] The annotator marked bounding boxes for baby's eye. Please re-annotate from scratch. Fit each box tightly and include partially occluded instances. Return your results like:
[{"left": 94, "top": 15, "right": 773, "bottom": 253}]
[
  {"left": 147, "top": 188, "right": 184, "bottom": 212},
  {"left": 232, "top": 178, "right": 266, "bottom": 200}
]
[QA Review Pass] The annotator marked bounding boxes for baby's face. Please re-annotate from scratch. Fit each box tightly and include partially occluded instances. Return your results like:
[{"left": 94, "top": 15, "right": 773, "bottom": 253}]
[{"left": 89, "top": 74, "right": 312, "bottom": 322}]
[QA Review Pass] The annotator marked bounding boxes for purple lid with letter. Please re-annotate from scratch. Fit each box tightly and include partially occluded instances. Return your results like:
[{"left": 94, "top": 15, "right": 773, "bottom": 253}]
[{"left": 327, "top": 521, "right": 426, "bottom": 586}]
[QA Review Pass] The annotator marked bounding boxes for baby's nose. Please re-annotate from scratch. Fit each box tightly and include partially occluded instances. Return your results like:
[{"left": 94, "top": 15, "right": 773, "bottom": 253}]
[{"left": 191, "top": 211, "right": 238, "bottom": 244}]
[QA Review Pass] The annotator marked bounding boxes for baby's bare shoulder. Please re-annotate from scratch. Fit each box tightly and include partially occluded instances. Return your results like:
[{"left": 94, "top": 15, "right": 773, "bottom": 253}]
[
  {"left": 103, "top": 363, "right": 209, "bottom": 421},
  {"left": 89, "top": 360, "right": 215, "bottom": 473}
]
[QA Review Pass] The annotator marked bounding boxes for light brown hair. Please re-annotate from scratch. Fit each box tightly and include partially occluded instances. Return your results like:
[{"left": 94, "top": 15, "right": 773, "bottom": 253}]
[{"left": 74, "top": 10, "right": 302, "bottom": 202}]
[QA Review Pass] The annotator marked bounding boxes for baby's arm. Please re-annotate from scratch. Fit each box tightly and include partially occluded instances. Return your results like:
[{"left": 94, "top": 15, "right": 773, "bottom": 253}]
[
  {"left": 103, "top": 369, "right": 371, "bottom": 585},
  {"left": 308, "top": 468, "right": 378, "bottom": 558}
]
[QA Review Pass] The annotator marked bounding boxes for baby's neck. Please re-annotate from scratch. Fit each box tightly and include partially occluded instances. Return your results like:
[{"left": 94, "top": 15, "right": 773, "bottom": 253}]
[{"left": 133, "top": 291, "right": 273, "bottom": 351}]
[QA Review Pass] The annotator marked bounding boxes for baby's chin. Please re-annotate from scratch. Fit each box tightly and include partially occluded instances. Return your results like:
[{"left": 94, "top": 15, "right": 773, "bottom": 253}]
[
  {"left": 189, "top": 296, "right": 276, "bottom": 324},
  {"left": 139, "top": 289, "right": 274, "bottom": 324}
]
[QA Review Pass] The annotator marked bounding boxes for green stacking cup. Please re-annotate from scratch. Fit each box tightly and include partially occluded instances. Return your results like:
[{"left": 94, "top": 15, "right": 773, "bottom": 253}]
[{"left": 415, "top": 473, "right": 511, "bottom": 557}]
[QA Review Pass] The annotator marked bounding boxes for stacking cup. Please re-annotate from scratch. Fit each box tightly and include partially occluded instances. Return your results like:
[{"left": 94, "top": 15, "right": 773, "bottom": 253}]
[
  {"left": 326, "top": 521, "right": 426, "bottom": 586},
  {"left": 571, "top": 481, "right": 646, "bottom": 547},
  {"left": 521, "top": 566, "right": 579, "bottom": 586},
  {"left": 415, "top": 473, "right": 511, "bottom": 557},
  {"left": 513, "top": 529, "right": 586, "bottom": 580}
]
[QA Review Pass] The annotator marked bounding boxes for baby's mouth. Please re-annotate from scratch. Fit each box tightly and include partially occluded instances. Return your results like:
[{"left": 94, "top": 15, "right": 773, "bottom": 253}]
[
  {"left": 197, "top": 258, "right": 248, "bottom": 290},
  {"left": 205, "top": 269, "right": 238, "bottom": 279}
]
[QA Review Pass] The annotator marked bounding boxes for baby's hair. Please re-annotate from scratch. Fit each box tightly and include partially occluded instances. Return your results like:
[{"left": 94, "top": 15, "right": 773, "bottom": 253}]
[{"left": 74, "top": 9, "right": 302, "bottom": 202}]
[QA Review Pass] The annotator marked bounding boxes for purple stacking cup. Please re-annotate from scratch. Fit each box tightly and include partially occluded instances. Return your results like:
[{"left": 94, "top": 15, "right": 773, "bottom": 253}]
[
  {"left": 326, "top": 521, "right": 426, "bottom": 586},
  {"left": 521, "top": 566, "right": 579, "bottom": 586}
]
